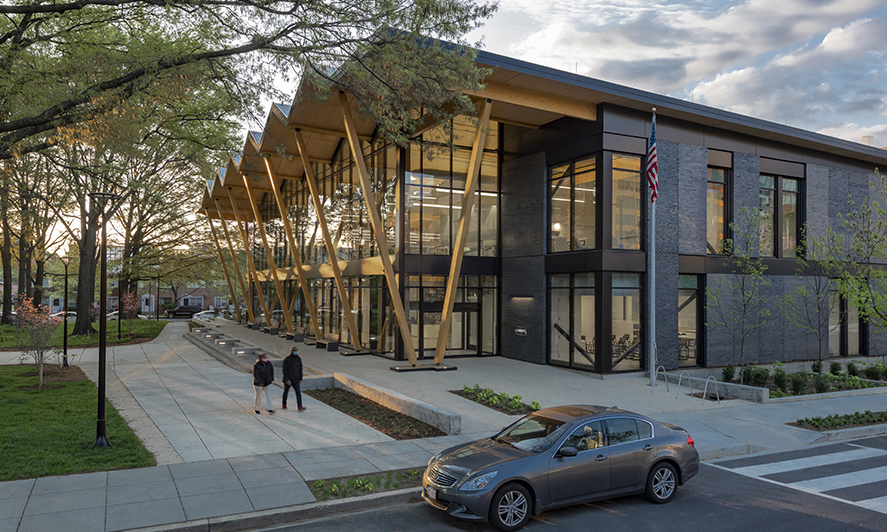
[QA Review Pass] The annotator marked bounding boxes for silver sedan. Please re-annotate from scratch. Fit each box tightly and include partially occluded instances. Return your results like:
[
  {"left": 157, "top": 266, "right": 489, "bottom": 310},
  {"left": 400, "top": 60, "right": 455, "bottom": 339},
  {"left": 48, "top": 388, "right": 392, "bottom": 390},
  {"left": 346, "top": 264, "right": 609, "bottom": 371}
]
[{"left": 422, "top": 405, "right": 699, "bottom": 531}]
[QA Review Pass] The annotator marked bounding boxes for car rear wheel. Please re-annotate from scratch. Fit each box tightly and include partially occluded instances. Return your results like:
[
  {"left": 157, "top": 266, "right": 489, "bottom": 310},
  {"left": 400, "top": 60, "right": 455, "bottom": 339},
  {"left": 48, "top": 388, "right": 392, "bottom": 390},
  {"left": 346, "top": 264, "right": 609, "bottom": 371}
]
[
  {"left": 645, "top": 462, "right": 677, "bottom": 504},
  {"left": 489, "top": 482, "right": 530, "bottom": 532}
]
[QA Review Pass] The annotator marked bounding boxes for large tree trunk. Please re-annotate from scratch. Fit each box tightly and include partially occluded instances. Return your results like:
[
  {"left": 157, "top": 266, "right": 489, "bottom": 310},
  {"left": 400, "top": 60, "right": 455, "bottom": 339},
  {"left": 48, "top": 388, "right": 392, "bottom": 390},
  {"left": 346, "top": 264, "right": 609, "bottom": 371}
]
[
  {"left": 34, "top": 256, "right": 45, "bottom": 308},
  {"left": 1, "top": 194, "right": 13, "bottom": 324},
  {"left": 17, "top": 205, "right": 30, "bottom": 301},
  {"left": 72, "top": 201, "right": 99, "bottom": 335}
]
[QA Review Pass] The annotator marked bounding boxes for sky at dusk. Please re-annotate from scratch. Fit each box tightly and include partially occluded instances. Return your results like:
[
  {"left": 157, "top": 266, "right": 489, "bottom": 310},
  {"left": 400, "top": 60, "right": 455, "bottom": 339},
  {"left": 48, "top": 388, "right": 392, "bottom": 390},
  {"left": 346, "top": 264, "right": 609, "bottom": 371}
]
[{"left": 465, "top": 0, "right": 887, "bottom": 146}]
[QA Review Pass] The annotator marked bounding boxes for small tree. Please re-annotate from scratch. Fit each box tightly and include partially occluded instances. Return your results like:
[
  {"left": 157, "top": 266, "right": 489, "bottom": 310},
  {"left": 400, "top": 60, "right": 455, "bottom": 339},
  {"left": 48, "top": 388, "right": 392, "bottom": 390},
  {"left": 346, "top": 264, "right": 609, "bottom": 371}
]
[
  {"left": 778, "top": 227, "right": 842, "bottom": 364},
  {"left": 121, "top": 290, "right": 139, "bottom": 338},
  {"left": 830, "top": 170, "right": 887, "bottom": 340},
  {"left": 15, "top": 296, "right": 61, "bottom": 389},
  {"left": 706, "top": 207, "right": 771, "bottom": 384}
]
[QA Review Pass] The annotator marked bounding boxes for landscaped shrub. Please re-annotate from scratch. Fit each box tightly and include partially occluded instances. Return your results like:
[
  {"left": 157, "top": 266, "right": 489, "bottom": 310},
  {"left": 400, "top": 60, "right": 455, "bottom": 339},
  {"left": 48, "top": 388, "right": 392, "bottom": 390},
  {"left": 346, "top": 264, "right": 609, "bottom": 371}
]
[
  {"left": 829, "top": 362, "right": 842, "bottom": 375},
  {"left": 813, "top": 373, "right": 832, "bottom": 394},
  {"left": 811, "top": 360, "right": 822, "bottom": 374},
  {"left": 741, "top": 364, "right": 754, "bottom": 385},
  {"left": 847, "top": 362, "right": 859, "bottom": 377},
  {"left": 773, "top": 361, "right": 788, "bottom": 391},
  {"left": 789, "top": 371, "right": 810, "bottom": 395},
  {"left": 751, "top": 365, "right": 769, "bottom": 387},
  {"left": 863, "top": 364, "right": 884, "bottom": 381},
  {"left": 722, "top": 364, "right": 735, "bottom": 382}
]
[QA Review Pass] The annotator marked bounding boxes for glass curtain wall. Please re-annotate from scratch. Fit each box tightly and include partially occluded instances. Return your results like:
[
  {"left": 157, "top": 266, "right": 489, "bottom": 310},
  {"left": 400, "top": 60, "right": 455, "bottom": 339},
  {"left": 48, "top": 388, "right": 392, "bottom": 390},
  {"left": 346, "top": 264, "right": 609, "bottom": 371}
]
[
  {"left": 549, "top": 157, "right": 596, "bottom": 252},
  {"left": 406, "top": 117, "right": 499, "bottom": 256},
  {"left": 677, "top": 275, "right": 700, "bottom": 367},
  {"left": 707, "top": 167, "right": 727, "bottom": 254},
  {"left": 612, "top": 155, "right": 642, "bottom": 250},
  {"left": 611, "top": 273, "right": 641, "bottom": 371}
]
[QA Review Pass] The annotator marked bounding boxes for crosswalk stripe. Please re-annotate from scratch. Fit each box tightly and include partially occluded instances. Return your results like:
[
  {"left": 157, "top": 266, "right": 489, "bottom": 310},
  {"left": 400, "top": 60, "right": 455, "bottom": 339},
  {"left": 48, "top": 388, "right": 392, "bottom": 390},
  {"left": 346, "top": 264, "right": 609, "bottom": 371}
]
[
  {"left": 793, "top": 465, "right": 887, "bottom": 491},
  {"left": 858, "top": 495, "right": 887, "bottom": 514},
  {"left": 728, "top": 447, "right": 886, "bottom": 477}
]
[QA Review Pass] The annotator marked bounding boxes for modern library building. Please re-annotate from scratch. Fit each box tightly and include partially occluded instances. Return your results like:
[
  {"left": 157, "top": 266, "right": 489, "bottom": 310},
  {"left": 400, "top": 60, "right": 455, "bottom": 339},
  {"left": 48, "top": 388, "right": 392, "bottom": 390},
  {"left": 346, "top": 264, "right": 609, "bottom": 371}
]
[{"left": 201, "top": 48, "right": 887, "bottom": 375}]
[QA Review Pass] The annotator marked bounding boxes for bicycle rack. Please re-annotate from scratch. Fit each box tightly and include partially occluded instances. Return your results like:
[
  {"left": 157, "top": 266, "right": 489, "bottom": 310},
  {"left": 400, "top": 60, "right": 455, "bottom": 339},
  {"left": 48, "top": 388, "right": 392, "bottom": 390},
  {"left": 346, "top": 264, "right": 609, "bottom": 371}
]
[
  {"left": 653, "top": 365, "right": 669, "bottom": 391},
  {"left": 676, "top": 370, "right": 693, "bottom": 398},
  {"left": 702, "top": 376, "right": 721, "bottom": 404}
]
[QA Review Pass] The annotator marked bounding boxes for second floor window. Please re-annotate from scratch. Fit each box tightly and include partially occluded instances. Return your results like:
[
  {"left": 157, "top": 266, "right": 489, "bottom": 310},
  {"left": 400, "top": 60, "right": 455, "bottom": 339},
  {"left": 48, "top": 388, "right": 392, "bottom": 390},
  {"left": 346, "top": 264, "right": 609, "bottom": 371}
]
[
  {"left": 759, "top": 174, "right": 801, "bottom": 257},
  {"left": 550, "top": 156, "right": 597, "bottom": 252},
  {"left": 707, "top": 167, "right": 728, "bottom": 254}
]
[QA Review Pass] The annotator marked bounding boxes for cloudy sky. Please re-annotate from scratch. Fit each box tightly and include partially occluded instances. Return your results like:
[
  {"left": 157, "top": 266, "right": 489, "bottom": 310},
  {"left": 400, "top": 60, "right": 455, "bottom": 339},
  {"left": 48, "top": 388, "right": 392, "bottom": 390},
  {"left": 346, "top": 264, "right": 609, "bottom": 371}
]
[{"left": 465, "top": 0, "right": 887, "bottom": 146}]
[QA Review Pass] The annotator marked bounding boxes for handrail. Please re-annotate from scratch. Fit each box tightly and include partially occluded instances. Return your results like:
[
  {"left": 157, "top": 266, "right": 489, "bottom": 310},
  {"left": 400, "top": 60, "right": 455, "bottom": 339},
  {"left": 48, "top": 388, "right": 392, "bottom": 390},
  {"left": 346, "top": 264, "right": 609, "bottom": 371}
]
[
  {"left": 676, "top": 370, "right": 693, "bottom": 398},
  {"left": 653, "top": 365, "right": 668, "bottom": 391},
  {"left": 702, "top": 376, "right": 721, "bottom": 404}
]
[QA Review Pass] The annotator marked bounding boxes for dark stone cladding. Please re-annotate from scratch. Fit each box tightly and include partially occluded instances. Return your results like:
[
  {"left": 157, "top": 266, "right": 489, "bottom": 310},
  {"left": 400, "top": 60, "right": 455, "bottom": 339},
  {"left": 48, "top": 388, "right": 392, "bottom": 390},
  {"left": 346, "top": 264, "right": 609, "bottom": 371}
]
[{"left": 500, "top": 151, "right": 547, "bottom": 364}]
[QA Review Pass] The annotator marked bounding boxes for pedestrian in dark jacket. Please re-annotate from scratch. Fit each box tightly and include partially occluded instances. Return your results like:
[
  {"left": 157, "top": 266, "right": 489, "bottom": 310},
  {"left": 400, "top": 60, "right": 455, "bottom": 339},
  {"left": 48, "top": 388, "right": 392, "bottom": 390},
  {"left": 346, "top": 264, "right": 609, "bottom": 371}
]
[
  {"left": 282, "top": 346, "right": 305, "bottom": 411},
  {"left": 252, "top": 353, "right": 274, "bottom": 414}
]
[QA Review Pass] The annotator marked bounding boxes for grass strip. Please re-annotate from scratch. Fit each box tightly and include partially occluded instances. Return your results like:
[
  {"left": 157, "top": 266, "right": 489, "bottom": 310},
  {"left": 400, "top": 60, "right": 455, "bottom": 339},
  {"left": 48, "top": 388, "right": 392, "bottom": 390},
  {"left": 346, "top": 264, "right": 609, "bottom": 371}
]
[
  {"left": 0, "top": 319, "right": 169, "bottom": 351},
  {"left": 0, "top": 365, "right": 155, "bottom": 481},
  {"left": 310, "top": 468, "right": 424, "bottom": 501}
]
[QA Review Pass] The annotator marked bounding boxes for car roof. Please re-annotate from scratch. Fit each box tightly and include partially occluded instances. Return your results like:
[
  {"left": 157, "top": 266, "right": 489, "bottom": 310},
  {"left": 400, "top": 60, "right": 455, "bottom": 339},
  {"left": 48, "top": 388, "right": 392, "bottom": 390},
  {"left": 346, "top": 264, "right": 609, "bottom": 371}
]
[{"left": 534, "top": 405, "right": 635, "bottom": 422}]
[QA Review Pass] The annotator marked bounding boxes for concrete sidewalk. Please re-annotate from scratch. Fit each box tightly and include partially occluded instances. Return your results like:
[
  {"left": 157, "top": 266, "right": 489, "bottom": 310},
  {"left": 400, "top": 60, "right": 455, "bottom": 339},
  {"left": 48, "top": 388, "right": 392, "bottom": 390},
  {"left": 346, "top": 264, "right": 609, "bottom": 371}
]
[{"left": 2, "top": 319, "right": 886, "bottom": 532}]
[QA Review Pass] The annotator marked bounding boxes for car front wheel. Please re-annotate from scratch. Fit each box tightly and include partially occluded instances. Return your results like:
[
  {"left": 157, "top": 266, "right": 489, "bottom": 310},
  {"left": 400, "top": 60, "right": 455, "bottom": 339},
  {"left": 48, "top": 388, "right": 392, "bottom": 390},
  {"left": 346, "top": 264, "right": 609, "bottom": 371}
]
[
  {"left": 489, "top": 482, "right": 530, "bottom": 532},
  {"left": 644, "top": 462, "right": 677, "bottom": 504}
]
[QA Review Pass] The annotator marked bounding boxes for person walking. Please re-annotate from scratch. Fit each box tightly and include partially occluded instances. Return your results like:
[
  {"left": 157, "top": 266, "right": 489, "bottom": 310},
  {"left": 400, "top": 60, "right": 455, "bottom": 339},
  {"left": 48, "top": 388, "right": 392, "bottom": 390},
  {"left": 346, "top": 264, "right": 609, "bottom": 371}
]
[
  {"left": 252, "top": 353, "right": 274, "bottom": 414},
  {"left": 282, "top": 346, "right": 305, "bottom": 411}
]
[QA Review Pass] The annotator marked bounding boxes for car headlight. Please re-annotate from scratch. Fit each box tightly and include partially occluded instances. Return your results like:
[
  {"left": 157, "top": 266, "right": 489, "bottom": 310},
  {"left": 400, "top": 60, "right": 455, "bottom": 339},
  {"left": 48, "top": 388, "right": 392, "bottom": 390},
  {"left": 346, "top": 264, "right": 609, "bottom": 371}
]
[{"left": 459, "top": 471, "right": 498, "bottom": 491}]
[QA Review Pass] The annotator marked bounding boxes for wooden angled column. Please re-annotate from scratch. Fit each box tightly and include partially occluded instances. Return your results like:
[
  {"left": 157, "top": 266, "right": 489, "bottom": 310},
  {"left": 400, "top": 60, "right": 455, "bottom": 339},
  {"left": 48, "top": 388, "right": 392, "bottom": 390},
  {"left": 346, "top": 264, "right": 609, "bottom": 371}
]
[
  {"left": 241, "top": 173, "right": 296, "bottom": 334},
  {"left": 215, "top": 199, "right": 254, "bottom": 324},
  {"left": 434, "top": 99, "right": 492, "bottom": 364},
  {"left": 292, "top": 129, "right": 363, "bottom": 350},
  {"left": 264, "top": 158, "right": 321, "bottom": 337},
  {"left": 205, "top": 211, "right": 241, "bottom": 322},
  {"left": 226, "top": 186, "right": 272, "bottom": 326},
  {"left": 338, "top": 92, "right": 418, "bottom": 365}
]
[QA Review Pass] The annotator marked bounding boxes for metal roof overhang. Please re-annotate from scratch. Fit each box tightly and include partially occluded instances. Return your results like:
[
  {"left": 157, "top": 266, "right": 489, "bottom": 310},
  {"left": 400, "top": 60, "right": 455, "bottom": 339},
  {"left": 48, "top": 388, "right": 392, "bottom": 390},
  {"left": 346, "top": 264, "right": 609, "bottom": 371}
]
[{"left": 202, "top": 47, "right": 887, "bottom": 224}]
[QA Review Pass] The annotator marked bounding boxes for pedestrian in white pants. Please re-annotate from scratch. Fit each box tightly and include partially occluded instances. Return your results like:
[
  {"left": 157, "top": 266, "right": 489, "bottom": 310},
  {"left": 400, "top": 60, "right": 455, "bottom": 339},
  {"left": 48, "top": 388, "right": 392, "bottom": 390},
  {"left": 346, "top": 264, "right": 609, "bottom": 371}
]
[{"left": 252, "top": 353, "right": 274, "bottom": 414}]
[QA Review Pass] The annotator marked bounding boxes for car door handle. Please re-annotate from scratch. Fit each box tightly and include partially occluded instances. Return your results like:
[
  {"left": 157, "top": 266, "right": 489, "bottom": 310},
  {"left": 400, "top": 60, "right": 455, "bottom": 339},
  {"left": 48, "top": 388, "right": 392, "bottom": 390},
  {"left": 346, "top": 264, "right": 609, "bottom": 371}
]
[
  {"left": 644, "top": 444, "right": 653, "bottom": 451},
  {"left": 596, "top": 454, "right": 606, "bottom": 462}
]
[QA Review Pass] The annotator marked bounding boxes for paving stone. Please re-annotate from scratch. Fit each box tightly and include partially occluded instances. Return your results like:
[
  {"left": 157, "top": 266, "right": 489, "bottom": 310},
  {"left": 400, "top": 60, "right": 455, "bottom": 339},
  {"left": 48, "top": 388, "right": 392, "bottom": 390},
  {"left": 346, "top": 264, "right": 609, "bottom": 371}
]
[
  {"left": 180, "top": 488, "right": 253, "bottom": 520},
  {"left": 105, "top": 497, "right": 186, "bottom": 532},
  {"left": 17, "top": 506, "right": 105, "bottom": 532},
  {"left": 23, "top": 487, "right": 106, "bottom": 515},
  {"left": 30, "top": 471, "right": 106, "bottom": 495}
]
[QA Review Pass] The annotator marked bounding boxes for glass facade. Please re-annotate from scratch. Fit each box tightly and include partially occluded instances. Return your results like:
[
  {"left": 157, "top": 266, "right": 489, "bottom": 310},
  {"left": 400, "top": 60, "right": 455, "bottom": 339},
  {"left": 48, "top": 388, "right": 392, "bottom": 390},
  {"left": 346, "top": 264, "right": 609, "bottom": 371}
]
[
  {"left": 549, "top": 274, "right": 595, "bottom": 370},
  {"left": 760, "top": 174, "right": 801, "bottom": 258},
  {"left": 611, "top": 273, "right": 641, "bottom": 371},
  {"left": 549, "top": 157, "right": 596, "bottom": 252},
  {"left": 612, "top": 154, "right": 642, "bottom": 250},
  {"left": 677, "top": 275, "right": 699, "bottom": 367}
]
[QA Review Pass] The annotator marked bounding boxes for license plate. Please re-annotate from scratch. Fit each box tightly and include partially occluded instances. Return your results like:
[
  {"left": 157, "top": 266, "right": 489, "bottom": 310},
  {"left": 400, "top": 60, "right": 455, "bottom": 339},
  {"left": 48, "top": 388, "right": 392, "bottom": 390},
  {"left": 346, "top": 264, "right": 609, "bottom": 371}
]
[{"left": 426, "top": 486, "right": 437, "bottom": 500}]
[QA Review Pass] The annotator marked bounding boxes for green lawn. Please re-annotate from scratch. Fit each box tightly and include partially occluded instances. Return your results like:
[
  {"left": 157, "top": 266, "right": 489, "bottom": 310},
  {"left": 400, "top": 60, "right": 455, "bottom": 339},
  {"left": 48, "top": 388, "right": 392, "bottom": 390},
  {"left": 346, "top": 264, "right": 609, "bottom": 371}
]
[
  {"left": 0, "top": 365, "right": 156, "bottom": 481},
  {"left": 0, "top": 319, "right": 169, "bottom": 350}
]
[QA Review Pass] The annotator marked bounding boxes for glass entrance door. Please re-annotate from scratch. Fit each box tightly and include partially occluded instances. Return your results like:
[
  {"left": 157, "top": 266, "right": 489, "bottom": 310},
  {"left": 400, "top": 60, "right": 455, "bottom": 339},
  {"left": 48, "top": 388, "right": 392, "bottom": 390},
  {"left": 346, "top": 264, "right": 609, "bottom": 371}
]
[{"left": 420, "top": 302, "right": 480, "bottom": 357}]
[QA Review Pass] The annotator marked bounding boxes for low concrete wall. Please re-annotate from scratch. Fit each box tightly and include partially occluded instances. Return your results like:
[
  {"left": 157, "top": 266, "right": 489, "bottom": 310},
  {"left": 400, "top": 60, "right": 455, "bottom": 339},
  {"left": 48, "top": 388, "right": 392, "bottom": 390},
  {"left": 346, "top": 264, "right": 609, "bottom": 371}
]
[
  {"left": 657, "top": 372, "right": 769, "bottom": 403},
  {"left": 331, "top": 373, "right": 461, "bottom": 436}
]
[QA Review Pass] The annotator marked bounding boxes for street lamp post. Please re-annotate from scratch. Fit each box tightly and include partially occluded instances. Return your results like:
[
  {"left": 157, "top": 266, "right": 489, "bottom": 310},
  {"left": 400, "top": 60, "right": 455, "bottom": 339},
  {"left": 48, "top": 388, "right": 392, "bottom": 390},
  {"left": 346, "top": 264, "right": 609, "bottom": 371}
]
[
  {"left": 61, "top": 256, "right": 71, "bottom": 368},
  {"left": 117, "top": 265, "right": 122, "bottom": 341},
  {"left": 156, "top": 275, "right": 160, "bottom": 321},
  {"left": 90, "top": 191, "right": 123, "bottom": 448}
]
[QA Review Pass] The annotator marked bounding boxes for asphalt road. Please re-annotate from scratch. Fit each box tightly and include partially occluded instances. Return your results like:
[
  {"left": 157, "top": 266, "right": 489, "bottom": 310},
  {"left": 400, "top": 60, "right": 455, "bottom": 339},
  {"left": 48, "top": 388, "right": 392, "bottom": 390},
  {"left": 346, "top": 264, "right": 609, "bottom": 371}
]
[{"left": 256, "top": 437, "right": 887, "bottom": 532}]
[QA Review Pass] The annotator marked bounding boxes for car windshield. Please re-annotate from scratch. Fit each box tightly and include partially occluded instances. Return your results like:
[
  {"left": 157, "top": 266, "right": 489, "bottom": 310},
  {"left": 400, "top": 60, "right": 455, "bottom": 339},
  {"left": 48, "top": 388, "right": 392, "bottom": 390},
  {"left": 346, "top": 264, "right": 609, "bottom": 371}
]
[{"left": 493, "top": 414, "right": 569, "bottom": 453}]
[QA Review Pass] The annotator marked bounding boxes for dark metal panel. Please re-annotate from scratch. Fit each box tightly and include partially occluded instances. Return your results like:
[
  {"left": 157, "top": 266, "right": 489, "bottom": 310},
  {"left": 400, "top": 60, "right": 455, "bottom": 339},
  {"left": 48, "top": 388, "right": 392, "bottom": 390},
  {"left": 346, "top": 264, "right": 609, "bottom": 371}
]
[
  {"left": 544, "top": 251, "right": 645, "bottom": 273},
  {"left": 707, "top": 149, "right": 733, "bottom": 168},
  {"left": 760, "top": 157, "right": 805, "bottom": 177}
]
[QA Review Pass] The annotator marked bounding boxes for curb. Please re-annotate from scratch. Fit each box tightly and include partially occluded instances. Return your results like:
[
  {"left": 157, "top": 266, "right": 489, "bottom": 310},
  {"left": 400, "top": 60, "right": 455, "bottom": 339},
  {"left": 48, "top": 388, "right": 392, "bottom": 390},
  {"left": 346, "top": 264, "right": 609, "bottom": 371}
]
[
  {"left": 125, "top": 487, "right": 423, "bottom": 532},
  {"left": 807, "top": 423, "right": 887, "bottom": 444}
]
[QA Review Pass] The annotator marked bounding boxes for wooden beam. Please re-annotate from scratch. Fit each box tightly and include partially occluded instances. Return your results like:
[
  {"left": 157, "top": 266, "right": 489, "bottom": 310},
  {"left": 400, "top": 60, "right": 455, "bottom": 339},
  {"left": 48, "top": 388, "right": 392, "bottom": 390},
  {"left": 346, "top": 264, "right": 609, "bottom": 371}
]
[
  {"left": 215, "top": 199, "right": 254, "bottom": 324},
  {"left": 241, "top": 172, "right": 297, "bottom": 334},
  {"left": 264, "top": 157, "right": 322, "bottom": 337},
  {"left": 205, "top": 212, "right": 242, "bottom": 323},
  {"left": 434, "top": 99, "right": 492, "bottom": 363},
  {"left": 260, "top": 150, "right": 332, "bottom": 166},
  {"left": 293, "top": 129, "right": 363, "bottom": 350},
  {"left": 338, "top": 91, "right": 418, "bottom": 365},
  {"left": 290, "top": 124, "right": 372, "bottom": 143},
  {"left": 464, "top": 81, "right": 596, "bottom": 122},
  {"left": 226, "top": 186, "right": 272, "bottom": 326}
]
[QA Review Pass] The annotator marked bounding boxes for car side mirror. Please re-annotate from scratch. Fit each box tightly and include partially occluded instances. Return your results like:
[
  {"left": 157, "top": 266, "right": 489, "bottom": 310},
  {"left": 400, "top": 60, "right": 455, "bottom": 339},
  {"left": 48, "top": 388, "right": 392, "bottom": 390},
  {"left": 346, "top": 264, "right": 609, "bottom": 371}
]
[{"left": 558, "top": 446, "right": 577, "bottom": 458}]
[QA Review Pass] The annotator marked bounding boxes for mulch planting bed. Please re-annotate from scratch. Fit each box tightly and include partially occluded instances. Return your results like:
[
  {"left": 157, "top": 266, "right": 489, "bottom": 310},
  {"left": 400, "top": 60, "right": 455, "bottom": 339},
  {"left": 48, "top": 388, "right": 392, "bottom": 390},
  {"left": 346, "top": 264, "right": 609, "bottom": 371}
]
[{"left": 304, "top": 387, "right": 445, "bottom": 440}]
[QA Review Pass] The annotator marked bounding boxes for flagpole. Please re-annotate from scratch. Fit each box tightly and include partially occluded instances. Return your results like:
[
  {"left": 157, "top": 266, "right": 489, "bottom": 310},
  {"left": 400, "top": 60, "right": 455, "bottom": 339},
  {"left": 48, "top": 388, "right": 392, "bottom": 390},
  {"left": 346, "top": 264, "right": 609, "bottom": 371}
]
[{"left": 648, "top": 109, "right": 658, "bottom": 387}]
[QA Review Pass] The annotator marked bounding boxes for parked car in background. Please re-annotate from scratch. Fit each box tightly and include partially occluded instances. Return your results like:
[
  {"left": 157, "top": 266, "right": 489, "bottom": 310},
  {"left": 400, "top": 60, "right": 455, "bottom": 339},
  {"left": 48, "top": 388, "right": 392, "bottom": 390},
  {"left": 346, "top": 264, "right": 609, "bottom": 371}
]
[
  {"left": 107, "top": 311, "right": 148, "bottom": 320},
  {"left": 50, "top": 311, "right": 76, "bottom": 319},
  {"left": 165, "top": 305, "right": 203, "bottom": 318},
  {"left": 193, "top": 310, "right": 217, "bottom": 320},
  {"left": 422, "top": 405, "right": 699, "bottom": 531}
]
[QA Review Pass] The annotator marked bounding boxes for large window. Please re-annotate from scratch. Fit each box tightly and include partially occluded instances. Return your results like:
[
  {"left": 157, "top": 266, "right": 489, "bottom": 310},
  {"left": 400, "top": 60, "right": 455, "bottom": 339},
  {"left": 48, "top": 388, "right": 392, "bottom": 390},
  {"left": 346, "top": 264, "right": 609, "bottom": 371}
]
[
  {"left": 611, "top": 273, "right": 641, "bottom": 371},
  {"left": 760, "top": 174, "right": 801, "bottom": 258},
  {"left": 678, "top": 275, "right": 700, "bottom": 367},
  {"left": 707, "top": 167, "right": 728, "bottom": 254},
  {"left": 612, "top": 154, "right": 642, "bottom": 250},
  {"left": 549, "top": 156, "right": 596, "bottom": 252},
  {"left": 549, "top": 273, "right": 595, "bottom": 370}
]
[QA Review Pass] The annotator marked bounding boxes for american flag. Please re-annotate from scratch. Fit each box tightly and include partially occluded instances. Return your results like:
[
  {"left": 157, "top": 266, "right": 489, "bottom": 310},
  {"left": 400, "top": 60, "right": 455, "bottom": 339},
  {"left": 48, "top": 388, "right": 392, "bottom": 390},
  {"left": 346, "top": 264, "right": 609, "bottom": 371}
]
[{"left": 646, "top": 113, "right": 659, "bottom": 203}]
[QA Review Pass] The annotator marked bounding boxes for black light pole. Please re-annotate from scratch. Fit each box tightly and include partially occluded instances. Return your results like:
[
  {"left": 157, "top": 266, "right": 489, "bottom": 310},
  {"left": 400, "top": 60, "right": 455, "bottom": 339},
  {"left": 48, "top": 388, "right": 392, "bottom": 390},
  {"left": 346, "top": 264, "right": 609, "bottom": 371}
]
[
  {"left": 90, "top": 191, "right": 122, "bottom": 448},
  {"left": 156, "top": 275, "right": 160, "bottom": 321},
  {"left": 116, "top": 265, "right": 122, "bottom": 340},
  {"left": 61, "top": 256, "right": 71, "bottom": 368}
]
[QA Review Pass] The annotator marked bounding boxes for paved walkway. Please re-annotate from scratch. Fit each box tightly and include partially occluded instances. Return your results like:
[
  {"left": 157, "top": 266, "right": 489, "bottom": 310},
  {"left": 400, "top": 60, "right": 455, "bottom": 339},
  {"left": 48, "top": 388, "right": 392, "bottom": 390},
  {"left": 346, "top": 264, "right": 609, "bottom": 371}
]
[{"left": 2, "top": 319, "right": 886, "bottom": 532}]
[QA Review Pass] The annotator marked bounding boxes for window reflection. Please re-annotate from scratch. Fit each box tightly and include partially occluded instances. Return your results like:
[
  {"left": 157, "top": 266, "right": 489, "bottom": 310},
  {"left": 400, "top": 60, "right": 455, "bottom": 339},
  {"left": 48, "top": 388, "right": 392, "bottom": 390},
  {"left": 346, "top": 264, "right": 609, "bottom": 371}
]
[{"left": 612, "top": 154, "right": 641, "bottom": 250}]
